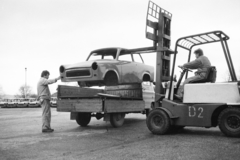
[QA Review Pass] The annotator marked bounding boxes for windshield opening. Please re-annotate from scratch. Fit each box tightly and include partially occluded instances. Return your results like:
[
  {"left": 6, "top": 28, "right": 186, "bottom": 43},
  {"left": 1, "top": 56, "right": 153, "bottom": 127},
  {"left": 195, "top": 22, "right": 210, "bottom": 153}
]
[{"left": 87, "top": 49, "right": 118, "bottom": 61}]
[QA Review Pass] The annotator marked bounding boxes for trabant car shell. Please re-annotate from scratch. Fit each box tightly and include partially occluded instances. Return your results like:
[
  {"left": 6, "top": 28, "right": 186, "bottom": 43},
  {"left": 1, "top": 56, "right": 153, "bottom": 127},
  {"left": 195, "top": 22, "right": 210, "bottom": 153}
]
[{"left": 60, "top": 47, "right": 154, "bottom": 86}]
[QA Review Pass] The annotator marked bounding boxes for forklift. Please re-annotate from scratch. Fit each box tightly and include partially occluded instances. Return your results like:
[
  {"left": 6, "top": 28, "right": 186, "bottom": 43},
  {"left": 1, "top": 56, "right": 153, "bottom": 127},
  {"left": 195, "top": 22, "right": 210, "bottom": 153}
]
[{"left": 145, "top": 2, "right": 240, "bottom": 137}]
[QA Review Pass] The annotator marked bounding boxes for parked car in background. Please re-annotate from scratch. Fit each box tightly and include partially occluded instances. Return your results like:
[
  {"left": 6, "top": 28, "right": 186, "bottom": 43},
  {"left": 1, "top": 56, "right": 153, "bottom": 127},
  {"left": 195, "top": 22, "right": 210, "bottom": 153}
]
[
  {"left": 50, "top": 97, "right": 57, "bottom": 108},
  {"left": 6, "top": 99, "right": 18, "bottom": 108},
  {"left": 59, "top": 47, "right": 154, "bottom": 87},
  {"left": 0, "top": 99, "right": 8, "bottom": 108},
  {"left": 16, "top": 98, "right": 29, "bottom": 108},
  {"left": 28, "top": 98, "right": 40, "bottom": 108}
]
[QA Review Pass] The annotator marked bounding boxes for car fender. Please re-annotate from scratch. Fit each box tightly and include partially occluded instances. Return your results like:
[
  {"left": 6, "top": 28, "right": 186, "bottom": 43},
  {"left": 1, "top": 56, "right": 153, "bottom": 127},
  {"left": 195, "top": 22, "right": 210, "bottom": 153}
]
[
  {"left": 141, "top": 71, "right": 152, "bottom": 82},
  {"left": 102, "top": 69, "right": 120, "bottom": 82}
]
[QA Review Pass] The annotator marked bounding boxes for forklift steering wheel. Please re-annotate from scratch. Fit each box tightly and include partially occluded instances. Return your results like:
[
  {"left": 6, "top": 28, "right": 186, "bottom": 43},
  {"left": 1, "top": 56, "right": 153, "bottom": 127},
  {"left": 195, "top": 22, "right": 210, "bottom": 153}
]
[{"left": 178, "top": 66, "right": 193, "bottom": 72}]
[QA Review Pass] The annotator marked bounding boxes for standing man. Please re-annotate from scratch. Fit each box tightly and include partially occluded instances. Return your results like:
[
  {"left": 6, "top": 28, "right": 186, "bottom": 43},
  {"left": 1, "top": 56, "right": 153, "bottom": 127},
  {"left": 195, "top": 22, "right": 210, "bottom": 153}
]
[
  {"left": 178, "top": 48, "right": 211, "bottom": 98},
  {"left": 37, "top": 70, "right": 61, "bottom": 133}
]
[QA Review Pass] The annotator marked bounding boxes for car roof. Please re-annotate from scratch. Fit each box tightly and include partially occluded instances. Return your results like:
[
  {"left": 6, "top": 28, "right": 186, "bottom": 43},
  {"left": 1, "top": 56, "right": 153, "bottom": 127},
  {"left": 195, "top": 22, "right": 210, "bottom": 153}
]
[
  {"left": 90, "top": 47, "right": 139, "bottom": 56},
  {"left": 91, "top": 47, "right": 127, "bottom": 53}
]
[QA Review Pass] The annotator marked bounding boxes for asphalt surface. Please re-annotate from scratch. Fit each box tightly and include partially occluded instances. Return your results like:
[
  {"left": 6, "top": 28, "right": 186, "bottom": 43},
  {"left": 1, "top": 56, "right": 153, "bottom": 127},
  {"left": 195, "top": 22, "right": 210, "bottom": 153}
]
[{"left": 0, "top": 108, "right": 240, "bottom": 160}]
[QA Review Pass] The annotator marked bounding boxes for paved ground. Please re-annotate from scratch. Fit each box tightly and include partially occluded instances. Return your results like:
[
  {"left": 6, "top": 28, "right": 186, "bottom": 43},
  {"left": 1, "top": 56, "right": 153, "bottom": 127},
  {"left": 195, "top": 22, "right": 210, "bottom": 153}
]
[{"left": 0, "top": 108, "right": 240, "bottom": 160}]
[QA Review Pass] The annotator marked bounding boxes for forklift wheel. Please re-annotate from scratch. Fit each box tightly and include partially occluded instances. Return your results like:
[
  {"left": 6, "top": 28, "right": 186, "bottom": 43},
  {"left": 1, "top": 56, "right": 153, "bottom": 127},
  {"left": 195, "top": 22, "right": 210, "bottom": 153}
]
[
  {"left": 146, "top": 109, "right": 171, "bottom": 135},
  {"left": 110, "top": 113, "right": 125, "bottom": 128},
  {"left": 76, "top": 112, "right": 91, "bottom": 127},
  {"left": 218, "top": 107, "right": 240, "bottom": 137}
]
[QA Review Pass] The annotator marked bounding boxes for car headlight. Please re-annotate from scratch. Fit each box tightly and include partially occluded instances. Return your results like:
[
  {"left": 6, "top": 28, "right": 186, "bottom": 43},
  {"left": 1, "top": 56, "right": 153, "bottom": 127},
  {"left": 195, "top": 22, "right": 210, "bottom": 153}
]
[
  {"left": 59, "top": 66, "right": 65, "bottom": 73},
  {"left": 92, "top": 62, "right": 98, "bottom": 70}
]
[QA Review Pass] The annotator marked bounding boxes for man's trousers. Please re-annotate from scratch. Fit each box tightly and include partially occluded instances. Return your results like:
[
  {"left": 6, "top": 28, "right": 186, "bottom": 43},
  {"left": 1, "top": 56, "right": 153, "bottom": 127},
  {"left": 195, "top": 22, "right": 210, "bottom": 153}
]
[{"left": 41, "top": 99, "right": 51, "bottom": 130}]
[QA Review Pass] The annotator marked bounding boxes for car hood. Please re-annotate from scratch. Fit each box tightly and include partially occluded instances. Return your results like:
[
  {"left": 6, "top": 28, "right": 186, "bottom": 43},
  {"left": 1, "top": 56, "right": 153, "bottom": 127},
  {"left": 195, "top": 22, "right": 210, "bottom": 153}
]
[{"left": 61, "top": 59, "right": 118, "bottom": 70}]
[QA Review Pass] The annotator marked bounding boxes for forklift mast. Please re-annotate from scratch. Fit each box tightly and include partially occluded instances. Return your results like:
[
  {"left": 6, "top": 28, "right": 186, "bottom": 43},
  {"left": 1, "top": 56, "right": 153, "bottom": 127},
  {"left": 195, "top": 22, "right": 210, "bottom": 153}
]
[{"left": 145, "top": 1, "right": 174, "bottom": 107}]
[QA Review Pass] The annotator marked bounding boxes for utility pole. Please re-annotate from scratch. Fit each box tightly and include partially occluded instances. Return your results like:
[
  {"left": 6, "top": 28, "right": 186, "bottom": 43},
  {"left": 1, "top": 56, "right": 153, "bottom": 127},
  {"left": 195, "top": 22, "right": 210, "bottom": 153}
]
[{"left": 25, "top": 68, "right": 27, "bottom": 98}]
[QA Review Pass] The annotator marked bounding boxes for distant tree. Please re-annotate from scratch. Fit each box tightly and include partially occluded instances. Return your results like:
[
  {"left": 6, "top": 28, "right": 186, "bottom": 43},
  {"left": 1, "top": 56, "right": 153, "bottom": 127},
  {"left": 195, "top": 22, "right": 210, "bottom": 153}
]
[
  {"left": 14, "top": 94, "right": 21, "bottom": 98},
  {"left": 16, "top": 85, "right": 33, "bottom": 98},
  {"left": 29, "top": 94, "right": 38, "bottom": 98},
  {"left": 0, "top": 85, "right": 5, "bottom": 99}
]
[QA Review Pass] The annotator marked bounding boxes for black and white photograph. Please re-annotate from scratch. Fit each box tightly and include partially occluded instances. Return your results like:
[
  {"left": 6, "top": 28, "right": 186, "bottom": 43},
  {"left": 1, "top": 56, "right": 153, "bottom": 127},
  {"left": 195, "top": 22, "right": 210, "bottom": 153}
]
[{"left": 0, "top": 0, "right": 240, "bottom": 159}]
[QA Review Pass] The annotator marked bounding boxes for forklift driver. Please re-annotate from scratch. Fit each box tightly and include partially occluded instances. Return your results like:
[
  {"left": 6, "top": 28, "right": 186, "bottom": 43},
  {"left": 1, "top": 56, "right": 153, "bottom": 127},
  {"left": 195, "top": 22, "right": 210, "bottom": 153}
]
[{"left": 177, "top": 48, "right": 211, "bottom": 98}]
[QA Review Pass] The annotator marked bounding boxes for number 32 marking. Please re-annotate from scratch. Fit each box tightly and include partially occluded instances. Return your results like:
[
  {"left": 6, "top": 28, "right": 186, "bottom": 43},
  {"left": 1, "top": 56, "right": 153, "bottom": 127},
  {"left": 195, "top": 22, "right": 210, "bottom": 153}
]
[{"left": 189, "top": 106, "right": 203, "bottom": 118}]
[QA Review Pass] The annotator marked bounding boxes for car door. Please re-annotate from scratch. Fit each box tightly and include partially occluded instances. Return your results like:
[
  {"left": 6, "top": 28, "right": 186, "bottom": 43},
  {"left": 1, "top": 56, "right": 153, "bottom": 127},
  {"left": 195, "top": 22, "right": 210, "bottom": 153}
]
[
  {"left": 118, "top": 53, "right": 139, "bottom": 84},
  {"left": 132, "top": 53, "right": 146, "bottom": 77}
]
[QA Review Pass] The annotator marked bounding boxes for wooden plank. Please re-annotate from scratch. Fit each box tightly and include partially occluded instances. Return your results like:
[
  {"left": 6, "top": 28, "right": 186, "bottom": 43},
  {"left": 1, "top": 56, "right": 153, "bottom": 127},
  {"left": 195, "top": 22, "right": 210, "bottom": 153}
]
[
  {"left": 57, "top": 99, "right": 102, "bottom": 112},
  {"left": 58, "top": 85, "right": 103, "bottom": 98},
  {"left": 104, "top": 100, "right": 145, "bottom": 113}
]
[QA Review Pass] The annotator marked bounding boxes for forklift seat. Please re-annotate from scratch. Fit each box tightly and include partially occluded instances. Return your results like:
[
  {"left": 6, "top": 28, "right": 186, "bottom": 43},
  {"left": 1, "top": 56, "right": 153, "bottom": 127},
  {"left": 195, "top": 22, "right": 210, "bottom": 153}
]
[{"left": 189, "top": 66, "right": 217, "bottom": 83}]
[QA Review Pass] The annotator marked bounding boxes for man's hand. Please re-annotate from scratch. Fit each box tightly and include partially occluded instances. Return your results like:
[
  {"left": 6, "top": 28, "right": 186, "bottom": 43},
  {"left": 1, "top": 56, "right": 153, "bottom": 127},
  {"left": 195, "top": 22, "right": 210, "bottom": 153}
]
[{"left": 55, "top": 76, "right": 61, "bottom": 81}]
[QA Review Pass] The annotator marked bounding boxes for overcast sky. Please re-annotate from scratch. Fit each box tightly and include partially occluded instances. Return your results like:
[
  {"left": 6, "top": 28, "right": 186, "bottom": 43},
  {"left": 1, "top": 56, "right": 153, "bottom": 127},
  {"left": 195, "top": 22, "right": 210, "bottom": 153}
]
[{"left": 0, "top": 0, "right": 240, "bottom": 95}]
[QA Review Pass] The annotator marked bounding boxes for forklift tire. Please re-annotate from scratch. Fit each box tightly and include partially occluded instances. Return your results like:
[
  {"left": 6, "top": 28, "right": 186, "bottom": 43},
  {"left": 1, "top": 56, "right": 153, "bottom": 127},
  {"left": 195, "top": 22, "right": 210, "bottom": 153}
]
[
  {"left": 218, "top": 107, "right": 240, "bottom": 137},
  {"left": 110, "top": 113, "right": 125, "bottom": 128},
  {"left": 146, "top": 109, "right": 171, "bottom": 135},
  {"left": 76, "top": 112, "right": 91, "bottom": 127}
]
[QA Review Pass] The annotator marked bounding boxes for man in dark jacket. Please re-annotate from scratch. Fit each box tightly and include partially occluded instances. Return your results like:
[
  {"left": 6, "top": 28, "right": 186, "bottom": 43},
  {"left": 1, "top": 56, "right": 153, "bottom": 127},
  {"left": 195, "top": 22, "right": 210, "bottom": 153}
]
[{"left": 178, "top": 48, "right": 211, "bottom": 98}]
